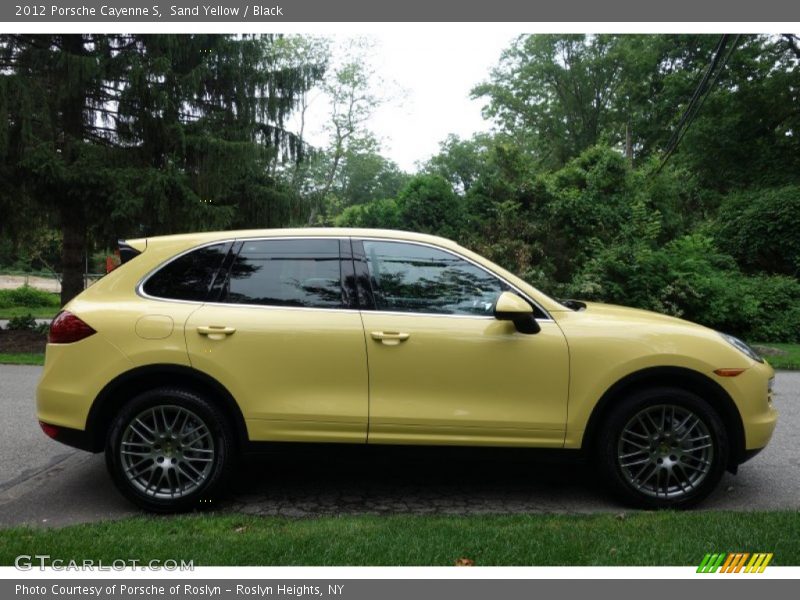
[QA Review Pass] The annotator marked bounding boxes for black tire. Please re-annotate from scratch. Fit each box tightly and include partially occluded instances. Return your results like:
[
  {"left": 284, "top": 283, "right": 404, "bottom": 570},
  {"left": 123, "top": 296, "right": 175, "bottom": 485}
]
[
  {"left": 596, "top": 387, "right": 728, "bottom": 509},
  {"left": 105, "top": 387, "right": 235, "bottom": 513}
]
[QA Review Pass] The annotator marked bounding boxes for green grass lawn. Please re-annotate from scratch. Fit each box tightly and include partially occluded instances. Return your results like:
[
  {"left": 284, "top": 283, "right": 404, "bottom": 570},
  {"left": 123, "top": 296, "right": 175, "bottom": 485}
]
[
  {"left": 753, "top": 343, "right": 800, "bottom": 371},
  {"left": 0, "top": 512, "right": 798, "bottom": 566},
  {"left": 0, "top": 352, "right": 44, "bottom": 365}
]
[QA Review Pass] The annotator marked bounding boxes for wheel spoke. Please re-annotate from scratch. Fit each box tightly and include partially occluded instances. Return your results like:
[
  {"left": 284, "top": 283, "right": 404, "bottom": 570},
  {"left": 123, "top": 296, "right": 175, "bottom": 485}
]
[
  {"left": 182, "top": 459, "right": 206, "bottom": 480},
  {"left": 121, "top": 449, "right": 151, "bottom": 457},
  {"left": 128, "top": 422, "right": 153, "bottom": 444},
  {"left": 675, "top": 464, "right": 695, "bottom": 489},
  {"left": 177, "top": 463, "right": 201, "bottom": 486},
  {"left": 184, "top": 431, "right": 211, "bottom": 448},
  {"left": 678, "top": 417, "right": 700, "bottom": 441},
  {"left": 644, "top": 411, "right": 661, "bottom": 433},
  {"left": 689, "top": 443, "right": 713, "bottom": 451},
  {"left": 636, "top": 415, "right": 652, "bottom": 435},
  {"left": 169, "top": 408, "right": 183, "bottom": 432},
  {"left": 621, "top": 456, "right": 650, "bottom": 468},
  {"left": 135, "top": 418, "right": 155, "bottom": 436},
  {"left": 125, "top": 459, "right": 152, "bottom": 478},
  {"left": 620, "top": 448, "right": 649, "bottom": 459},
  {"left": 621, "top": 435, "right": 649, "bottom": 449}
]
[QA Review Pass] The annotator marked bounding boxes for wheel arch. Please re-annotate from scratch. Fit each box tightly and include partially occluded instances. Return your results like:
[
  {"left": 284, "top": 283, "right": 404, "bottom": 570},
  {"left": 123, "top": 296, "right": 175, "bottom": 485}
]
[
  {"left": 84, "top": 364, "right": 248, "bottom": 454},
  {"left": 581, "top": 366, "right": 745, "bottom": 470}
]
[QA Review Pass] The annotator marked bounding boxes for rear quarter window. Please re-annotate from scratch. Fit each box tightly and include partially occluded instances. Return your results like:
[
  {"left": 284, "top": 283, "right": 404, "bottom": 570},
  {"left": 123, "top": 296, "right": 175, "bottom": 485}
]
[{"left": 142, "top": 243, "right": 229, "bottom": 302}]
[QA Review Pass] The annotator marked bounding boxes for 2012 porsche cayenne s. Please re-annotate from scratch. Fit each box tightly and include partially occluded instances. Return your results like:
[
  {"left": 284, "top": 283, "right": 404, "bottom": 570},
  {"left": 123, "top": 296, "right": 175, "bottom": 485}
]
[{"left": 36, "top": 228, "right": 777, "bottom": 511}]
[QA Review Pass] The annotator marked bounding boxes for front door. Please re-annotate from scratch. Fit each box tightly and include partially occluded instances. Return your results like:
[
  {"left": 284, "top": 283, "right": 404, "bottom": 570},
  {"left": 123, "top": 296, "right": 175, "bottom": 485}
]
[
  {"left": 185, "top": 238, "right": 368, "bottom": 443},
  {"left": 356, "top": 239, "right": 569, "bottom": 447}
]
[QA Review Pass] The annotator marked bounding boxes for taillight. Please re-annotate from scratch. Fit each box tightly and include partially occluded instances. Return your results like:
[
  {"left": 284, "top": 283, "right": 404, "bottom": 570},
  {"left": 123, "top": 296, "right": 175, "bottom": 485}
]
[
  {"left": 48, "top": 311, "right": 96, "bottom": 344},
  {"left": 39, "top": 421, "right": 59, "bottom": 439}
]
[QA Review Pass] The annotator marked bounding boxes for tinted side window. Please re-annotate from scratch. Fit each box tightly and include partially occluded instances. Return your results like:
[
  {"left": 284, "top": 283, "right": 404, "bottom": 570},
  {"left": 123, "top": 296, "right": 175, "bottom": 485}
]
[
  {"left": 362, "top": 241, "right": 508, "bottom": 315},
  {"left": 222, "top": 239, "right": 343, "bottom": 308},
  {"left": 143, "top": 244, "right": 228, "bottom": 301}
]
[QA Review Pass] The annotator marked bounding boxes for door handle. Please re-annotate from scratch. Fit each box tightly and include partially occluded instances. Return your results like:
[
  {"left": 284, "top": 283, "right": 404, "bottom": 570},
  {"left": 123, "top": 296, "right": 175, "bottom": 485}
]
[
  {"left": 370, "top": 331, "right": 410, "bottom": 346},
  {"left": 197, "top": 325, "right": 236, "bottom": 340}
]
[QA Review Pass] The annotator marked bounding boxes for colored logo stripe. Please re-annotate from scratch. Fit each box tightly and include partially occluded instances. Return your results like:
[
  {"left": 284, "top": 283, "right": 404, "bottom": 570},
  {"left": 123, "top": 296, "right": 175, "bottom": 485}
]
[{"left": 697, "top": 553, "right": 773, "bottom": 573}]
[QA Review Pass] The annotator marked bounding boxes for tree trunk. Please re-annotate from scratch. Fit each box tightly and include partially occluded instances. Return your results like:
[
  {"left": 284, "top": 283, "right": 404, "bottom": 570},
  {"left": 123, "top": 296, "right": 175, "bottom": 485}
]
[
  {"left": 59, "top": 207, "right": 86, "bottom": 306},
  {"left": 625, "top": 120, "right": 633, "bottom": 167},
  {"left": 58, "top": 34, "right": 88, "bottom": 306}
]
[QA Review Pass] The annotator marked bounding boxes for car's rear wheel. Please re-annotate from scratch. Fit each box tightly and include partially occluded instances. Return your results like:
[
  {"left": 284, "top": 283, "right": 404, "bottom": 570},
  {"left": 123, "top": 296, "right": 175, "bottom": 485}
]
[
  {"left": 598, "top": 387, "right": 728, "bottom": 509},
  {"left": 105, "top": 387, "right": 234, "bottom": 512}
]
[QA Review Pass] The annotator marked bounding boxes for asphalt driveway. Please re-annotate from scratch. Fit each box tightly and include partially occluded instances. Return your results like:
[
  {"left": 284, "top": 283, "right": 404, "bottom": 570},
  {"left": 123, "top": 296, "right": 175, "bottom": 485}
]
[{"left": 0, "top": 364, "right": 797, "bottom": 527}]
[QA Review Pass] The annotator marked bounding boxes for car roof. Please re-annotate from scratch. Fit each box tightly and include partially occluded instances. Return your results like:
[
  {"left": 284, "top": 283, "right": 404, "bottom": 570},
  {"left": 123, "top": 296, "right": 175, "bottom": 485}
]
[{"left": 126, "top": 228, "right": 464, "bottom": 252}]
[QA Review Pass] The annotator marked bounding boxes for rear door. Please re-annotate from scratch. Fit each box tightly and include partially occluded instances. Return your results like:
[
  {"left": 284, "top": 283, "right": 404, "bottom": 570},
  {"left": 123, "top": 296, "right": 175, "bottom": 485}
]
[{"left": 184, "top": 237, "right": 368, "bottom": 443}]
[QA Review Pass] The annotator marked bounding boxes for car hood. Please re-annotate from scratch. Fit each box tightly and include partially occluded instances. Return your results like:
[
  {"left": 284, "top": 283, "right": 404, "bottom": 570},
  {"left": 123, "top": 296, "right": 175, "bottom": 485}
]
[{"left": 576, "top": 301, "right": 708, "bottom": 330}]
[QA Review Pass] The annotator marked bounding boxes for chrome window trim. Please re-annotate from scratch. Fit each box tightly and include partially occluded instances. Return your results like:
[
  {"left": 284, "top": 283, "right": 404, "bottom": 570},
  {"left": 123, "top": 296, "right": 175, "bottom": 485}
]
[
  {"left": 137, "top": 239, "right": 234, "bottom": 306},
  {"left": 136, "top": 234, "right": 555, "bottom": 322},
  {"left": 136, "top": 236, "right": 348, "bottom": 308},
  {"left": 357, "top": 236, "right": 554, "bottom": 322}
]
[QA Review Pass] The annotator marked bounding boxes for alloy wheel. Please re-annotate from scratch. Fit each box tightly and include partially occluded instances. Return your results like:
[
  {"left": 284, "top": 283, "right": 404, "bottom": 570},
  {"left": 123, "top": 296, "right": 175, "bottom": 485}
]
[
  {"left": 616, "top": 404, "right": 714, "bottom": 499},
  {"left": 119, "top": 405, "right": 215, "bottom": 499}
]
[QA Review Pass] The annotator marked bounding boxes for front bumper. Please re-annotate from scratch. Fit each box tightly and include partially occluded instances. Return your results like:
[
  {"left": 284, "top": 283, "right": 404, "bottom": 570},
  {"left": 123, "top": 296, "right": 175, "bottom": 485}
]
[{"left": 717, "top": 360, "right": 778, "bottom": 455}]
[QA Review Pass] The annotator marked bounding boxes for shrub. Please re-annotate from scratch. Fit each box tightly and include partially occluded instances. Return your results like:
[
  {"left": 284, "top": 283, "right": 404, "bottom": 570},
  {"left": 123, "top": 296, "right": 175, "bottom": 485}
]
[
  {"left": 714, "top": 185, "right": 800, "bottom": 277},
  {"left": 5, "top": 313, "right": 37, "bottom": 331},
  {"left": 569, "top": 233, "right": 800, "bottom": 342},
  {"left": 334, "top": 198, "right": 401, "bottom": 229},
  {"left": 0, "top": 285, "right": 60, "bottom": 309}
]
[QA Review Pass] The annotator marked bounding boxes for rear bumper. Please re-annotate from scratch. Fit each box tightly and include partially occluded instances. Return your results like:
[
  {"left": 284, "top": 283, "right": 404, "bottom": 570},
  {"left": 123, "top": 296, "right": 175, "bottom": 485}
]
[
  {"left": 36, "top": 334, "right": 131, "bottom": 436},
  {"left": 38, "top": 421, "right": 98, "bottom": 453}
]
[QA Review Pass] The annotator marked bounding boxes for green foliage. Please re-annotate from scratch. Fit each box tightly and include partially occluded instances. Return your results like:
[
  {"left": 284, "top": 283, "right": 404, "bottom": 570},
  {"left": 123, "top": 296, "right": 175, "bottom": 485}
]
[
  {"left": 714, "top": 186, "right": 800, "bottom": 278},
  {"left": 2, "top": 34, "right": 800, "bottom": 341},
  {"left": 0, "top": 286, "right": 60, "bottom": 309},
  {"left": 395, "top": 175, "right": 462, "bottom": 237},
  {"left": 539, "top": 147, "right": 638, "bottom": 282},
  {"left": 571, "top": 233, "right": 800, "bottom": 342},
  {"left": 5, "top": 313, "right": 37, "bottom": 331},
  {"left": 335, "top": 198, "right": 401, "bottom": 229},
  {"left": 462, "top": 199, "right": 549, "bottom": 289},
  {"left": 473, "top": 35, "right": 628, "bottom": 168},
  {"left": 1, "top": 34, "right": 325, "bottom": 303}
]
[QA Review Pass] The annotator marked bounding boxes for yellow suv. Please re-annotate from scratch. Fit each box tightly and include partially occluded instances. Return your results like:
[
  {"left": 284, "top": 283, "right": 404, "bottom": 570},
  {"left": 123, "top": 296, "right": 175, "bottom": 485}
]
[{"left": 36, "top": 228, "right": 777, "bottom": 511}]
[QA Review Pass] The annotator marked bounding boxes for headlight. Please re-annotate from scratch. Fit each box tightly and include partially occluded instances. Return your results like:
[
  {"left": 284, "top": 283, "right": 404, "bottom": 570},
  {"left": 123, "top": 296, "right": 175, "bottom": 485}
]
[{"left": 719, "top": 333, "right": 763, "bottom": 363}]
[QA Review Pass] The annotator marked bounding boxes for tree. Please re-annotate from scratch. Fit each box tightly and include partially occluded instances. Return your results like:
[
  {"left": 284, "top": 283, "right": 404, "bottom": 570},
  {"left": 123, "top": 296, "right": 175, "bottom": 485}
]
[
  {"left": 312, "top": 38, "right": 386, "bottom": 212},
  {"left": 333, "top": 174, "right": 462, "bottom": 237},
  {"left": 425, "top": 134, "right": 491, "bottom": 194},
  {"left": 714, "top": 186, "right": 800, "bottom": 277},
  {"left": 474, "top": 34, "right": 800, "bottom": 186},
  {"left": 0, "top": 34, "right": 324, "bottom": 304},
  {"left": 329, "top": 136, "right": 409, "bottom": 207},
  {"left": 395, "top": 175, "right": 462, "bottom": 238},
  {"left": 473, "top": 35, "right": 629, "bottom": 168}
]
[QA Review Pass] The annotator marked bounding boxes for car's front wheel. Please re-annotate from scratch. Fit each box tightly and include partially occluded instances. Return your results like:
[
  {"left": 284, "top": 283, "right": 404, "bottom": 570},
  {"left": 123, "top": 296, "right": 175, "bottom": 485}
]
[
  {"left": 105, "top": 387, "right": 234, "bottom": 512},
  {"left": 598, "top": 387, "right": 728, "bottom": 509}
]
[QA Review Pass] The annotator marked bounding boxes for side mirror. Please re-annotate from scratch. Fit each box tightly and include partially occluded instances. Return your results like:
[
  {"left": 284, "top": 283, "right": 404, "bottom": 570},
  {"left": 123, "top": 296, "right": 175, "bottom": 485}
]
[{"left": 493, "top": 291, "right": 541, "bottom": 334}]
